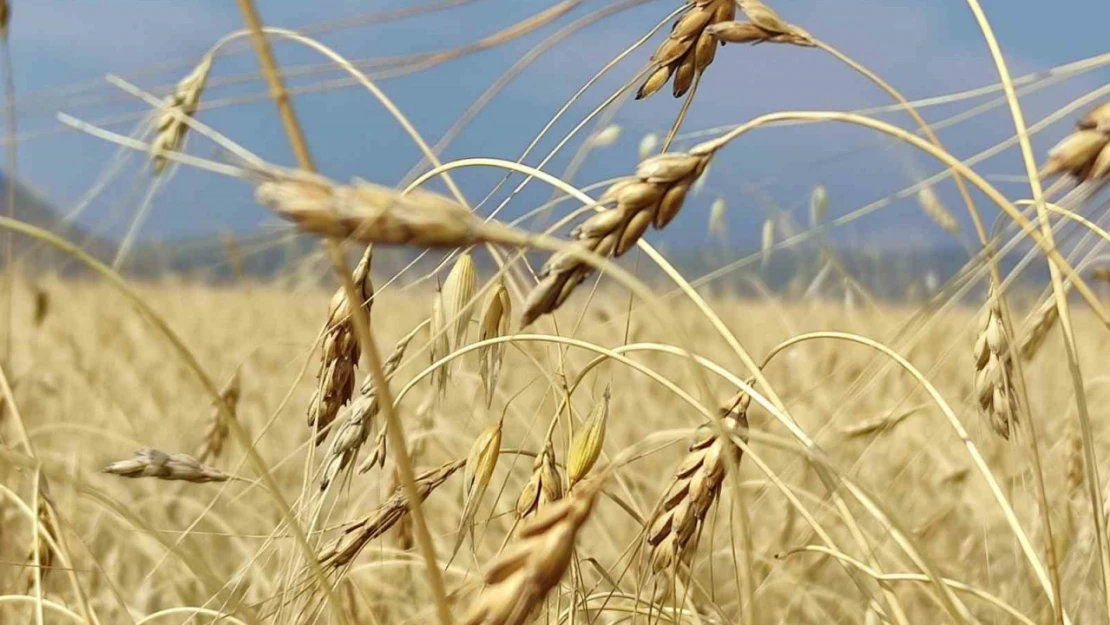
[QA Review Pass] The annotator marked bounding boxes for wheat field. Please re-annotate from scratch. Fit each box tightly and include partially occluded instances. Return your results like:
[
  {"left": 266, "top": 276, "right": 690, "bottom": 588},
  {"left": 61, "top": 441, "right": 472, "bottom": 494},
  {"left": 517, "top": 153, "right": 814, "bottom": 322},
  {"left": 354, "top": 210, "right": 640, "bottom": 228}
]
[{"left": 3, "top": 0, "right": 1110, "bottom": 624}]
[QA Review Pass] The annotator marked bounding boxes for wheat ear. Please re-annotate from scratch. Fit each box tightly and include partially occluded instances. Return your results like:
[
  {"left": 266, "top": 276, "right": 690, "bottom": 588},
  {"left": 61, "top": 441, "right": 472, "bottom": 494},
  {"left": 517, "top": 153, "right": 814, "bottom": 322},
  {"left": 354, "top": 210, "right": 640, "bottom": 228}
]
[{"left": 104, "top": 449, "right": 230, "bottom": 483}]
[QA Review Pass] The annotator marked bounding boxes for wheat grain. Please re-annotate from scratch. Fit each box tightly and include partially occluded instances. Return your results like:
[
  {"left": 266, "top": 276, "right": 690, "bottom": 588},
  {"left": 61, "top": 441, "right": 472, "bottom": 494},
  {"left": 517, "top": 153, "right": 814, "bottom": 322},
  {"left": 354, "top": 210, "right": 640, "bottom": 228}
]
[
  {"left": 462, "top": 479, "right": 601, "bottom": 625},
  {"left": 151, "top": 55, "right": 213, "bottom": 175},
  {"left": 637, "top": 0, "right": 736, "bottom": 100},
  {"left": 705, "top": 0, "right": 815, "bottom": 47},
  {"left": 522, "top": 145, "right": 714, "bottom": 326},
  {"left": 478, "top": 279, "right": 511, "bottom": 407},
  {"left": 645, "top": 389, "right": 749, "bottom": 576},
  {"left": 308, "top": 246, "right": 373, "bottom": 445},
  {"left": 104, "top": 448, "right": 230, "bottom": 483},
  {"left": 319, "top": 459, "right": 463, "bottom": 568},
  {"left": 197, "top": 368, "right": 241, "bottom": 463},
  {"left": 974, "top": 287, "right": 1019, "bottom": 439},
  {"left": 567, "top": 386, "right": 610, "bottom": 487},
  {"left": 1040, "top": 102, "right": 1110, "bottom": 183}
]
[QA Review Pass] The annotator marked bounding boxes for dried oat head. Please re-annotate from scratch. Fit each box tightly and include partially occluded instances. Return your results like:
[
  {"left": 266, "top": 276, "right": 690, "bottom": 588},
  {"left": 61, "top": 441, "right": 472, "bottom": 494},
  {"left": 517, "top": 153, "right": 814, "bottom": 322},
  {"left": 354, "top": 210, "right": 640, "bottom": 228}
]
[
  {"left": 637, "top": 0, "right": 736, "bottom": 100},
  {"left": 308, "top": 246, "right": 374, "bottom": 445},
  {"left": 522, "top": 144, "right": 715, "bottom": 325},
  {"left": 452, "top": 421, "right": 504, "bottom": 556},
  {"left": 442, "top": 251, "right": 478, "bottom": 353},
  {"left": 973, "top": 287, "right": 1019, "bottom": 439},
  {"left": 1040, "top": 102, "right": 1110, "bottom": 183},
  {"left": 319, "top": 460, "right": 463, "bottom": 568},
  {"left": 462, "top": 478, "right": 602, "bottom": 625},
  {"left": 104, "top": 448, "right": 230, "bottom": 483},
  {"left": 151, "top": 55, "right": 213, "bottom": 174},
  {"left": 646, "top": 389, "right": 749, "bottom": 576},
  {"left": 567, "top": 386, "right": 610, "bottom": 487},
  {"left": 516, "top": 440, "right": 563, "bottom": 520},
  {"left": 478, "top": 279, "right": 512, "bottom": 407}
]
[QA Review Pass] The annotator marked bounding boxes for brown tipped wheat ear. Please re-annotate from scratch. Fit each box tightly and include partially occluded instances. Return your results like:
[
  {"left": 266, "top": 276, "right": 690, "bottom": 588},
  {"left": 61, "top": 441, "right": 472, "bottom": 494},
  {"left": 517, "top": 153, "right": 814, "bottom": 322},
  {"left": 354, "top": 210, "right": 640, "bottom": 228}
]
[
  {"left": 515, "top": 440, "right": 563, "bottom": 521},
  {"left": 646, "top": 389, "right": 749, "bottom": 577},
  {"left": 704, "top": 0, "right": 815, "bottom": 47},
  {"left": 151, "top": 55, "right": 213, "bottom": 174},
  {"left": 1040, "top": 101, "right": 1110, "bottom": 183},
  {"left": 478, "top": 278, "right": 511, "bottom": 407},
  {"left": 318, "top": 459, "right": 463, "bottom": 568},
  {"left": 974, "top": 286, "right": 1020, "bottom": 439},
  {"left": 308, "top": 246, "right": 374, "bottom": 445},
  {"left": 255, "top": 172, "right": 529, "bottom": 248},
  {"left": 197, "top": 368, "right": 242, "bottom": 463},
  {"left": 321, "top": 321, "right": 422, "bottom": 491},
  {"left": 522, "top": 145, "right": 715, "bottom": 325},
  {"left": 636, "top": 0, "right": 735, "bottom": 100},
  {"left": 462, "top": 478, "right": 602, "bottom": 625},
  {"left": 104, "top": 449, "right": 230, "bottom": 483}
]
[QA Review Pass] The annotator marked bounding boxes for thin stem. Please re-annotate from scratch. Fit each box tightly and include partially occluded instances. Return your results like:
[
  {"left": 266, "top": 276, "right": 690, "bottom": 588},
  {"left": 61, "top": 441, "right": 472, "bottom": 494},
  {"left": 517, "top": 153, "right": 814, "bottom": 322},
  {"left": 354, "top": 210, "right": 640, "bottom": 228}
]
[
  {"left": 962, "top": 4, "right": 1097, "bottom": 623},
  {"left": 1, "top": 33, "right": 13, "bottom": 364},
  {"left": 233, "top": 3, "right": 453, "bottom": 624}
]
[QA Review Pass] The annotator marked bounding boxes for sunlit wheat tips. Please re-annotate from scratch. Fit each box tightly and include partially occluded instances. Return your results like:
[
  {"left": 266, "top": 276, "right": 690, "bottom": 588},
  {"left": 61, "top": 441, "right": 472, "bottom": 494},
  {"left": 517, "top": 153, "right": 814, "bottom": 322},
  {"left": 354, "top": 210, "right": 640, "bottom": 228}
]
[
  {"left": 706, "top": 0, "right": 815, "bottom": 47},
  {"left": 453, "top": 421, "right": 504, "bottom": 557},
  {"left": 1040, "top": 101, "right": 1110, "bottom": 183},
  {"left": 442, "top": 251, "right": 478, "bottom": 353},
  {"left": 646, "top": 389, "right": 749, "bottom": 576},
  {"left": 522, "top": 145, "right": 714, "bottom": 326},
  {"left": 478, "top": 278, "right": 511, "bottom": 407},
  {"left": 255, "top": 173, "right": 528, "bottom": 247},
  {"left": 462, "top": 478, "right": 602, "bottom": 625},
  {"left": 197, "top": 368, "right": 242, "bottom": 463},
  {"left": 319, "top": 460, "right": 464, "bottom": 568},
  {"left": 104, "top": 448, "right": 230, "bottom": 483},
  {"left": 308, "top": 245, "right": 373, "bottom": 445},
  {"left": 568, "top": 385, "right": 610, "bottom": 487},
  {"left": 974, "top": 287, "right": 1019, "bottom": 439},
  {"left": 151, "top": 55, "right": 213, "bottom": 174},
  {"left": 636, "top": 0, "right": 736, "bottom": 100},
  {"left": 516, "top": 440, "right": 563, "bottom": 521}
]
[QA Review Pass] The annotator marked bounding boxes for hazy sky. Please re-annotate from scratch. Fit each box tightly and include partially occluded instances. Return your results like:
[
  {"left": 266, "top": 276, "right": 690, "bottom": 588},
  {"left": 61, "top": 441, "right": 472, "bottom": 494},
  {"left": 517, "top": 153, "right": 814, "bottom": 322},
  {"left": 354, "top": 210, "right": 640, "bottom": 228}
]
[{"left": 5, "top": 0, "right": 1110, "bottom": 251}]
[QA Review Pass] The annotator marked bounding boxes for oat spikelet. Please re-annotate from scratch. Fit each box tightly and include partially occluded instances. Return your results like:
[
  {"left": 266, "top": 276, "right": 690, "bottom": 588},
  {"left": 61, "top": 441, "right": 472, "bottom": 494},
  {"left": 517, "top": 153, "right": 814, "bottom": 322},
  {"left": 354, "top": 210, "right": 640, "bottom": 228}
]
[
  {"left": 308, "top": 246, "right": 374, "bottom": 445},
  {"left": 197, "top": 369, "right": 242, "bottom": 463},
  {"left": 255, "top": 173, "right": 526, "bottom": 247},
  {"left": 760, "top": 218, "right": 774, "bottom": 268},
  {"left": 462, "top": 479, "right": 602, "bottom": 625},
  {"left": 452, "top": 421, "right": 504, "bottom": 556},
  {"left": 522, "top": 145, "right": 715, "bottom": 326},
  {"left": 319, "top": 460, "right": 463, "bottom": 568},
  {"left": 567, "top": 386, "right": 610, "bottom": 488},
  {"left": 442, "top": 252, "right": 478, "bottom": 353},
  {"left": 706, "top": 0, "right": 815, "bottom": 47},
  {"left": 151, "top": 55, "right": 213, "bottom": 174},
  {"left": 430, "top": 280, "right": 451, "bottom": 394},
  {"left": 637, "top": 0, "right": 736, "bottom": 100},
  {"left": 708, "top": 197, "right": 727, "bottom": 240},
  {"left": 104, "top": 449, "right": 230, "bottom": 483},
  {"left": 1040, "top": 102, "right": 1110, "bottom": 183},
  {"left": 321, "top": 323, "right": 421, "bottom": 490},
  {"left": 917, "top": 187, "right": 959, "bottom": 234},
  {"left": 639, "top": 133, "right": 660, "bottom": 160},
  {"left": 1019, "top": 298, "right": 1060, "bottom": 362},
  {"left": 646, "top": 389, "right": 749, "bottom": 576},
  {"left": 974, "top": 287, "right": 1019, "bottom": 439},
  {"left": 478, "top": 279, "right": 511, "bottom": 407},
  {"left": 516, "top": 440, "right": 563, "bottom": 521}
]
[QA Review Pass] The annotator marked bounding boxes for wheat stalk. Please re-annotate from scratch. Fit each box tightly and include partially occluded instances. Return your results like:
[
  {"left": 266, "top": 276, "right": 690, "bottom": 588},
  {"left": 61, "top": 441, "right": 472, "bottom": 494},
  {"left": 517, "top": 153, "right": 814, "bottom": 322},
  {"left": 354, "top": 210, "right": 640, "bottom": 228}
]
[
  {"left": 522, "top": 145, "right": 715, "bottom": 326},
  {"left": 974, "top": 286, "right": 1020, "bottom": 439},
  {"left": 104, "top": 448, "right": 230, "bottom": 483},
  {"left": 151, "top": 55, "right": 213, "bottom": 175},
  {"left": 308, "top": 246, "right": 374, "bottom": 445},
  {"left": 318, "top": 459, "right": 463, "bottom": 568},
  {"left": 637, "top": 0, "right": 736, "bottom": 100},
  {"left": 197, "top": 368, "right": 242, "bottom": 463},
  {"left": 645, "top": 389, "right": 749, "bottom": 576},
  {"left": 462, "top": 478, "right": 602, "bottom": 625}
]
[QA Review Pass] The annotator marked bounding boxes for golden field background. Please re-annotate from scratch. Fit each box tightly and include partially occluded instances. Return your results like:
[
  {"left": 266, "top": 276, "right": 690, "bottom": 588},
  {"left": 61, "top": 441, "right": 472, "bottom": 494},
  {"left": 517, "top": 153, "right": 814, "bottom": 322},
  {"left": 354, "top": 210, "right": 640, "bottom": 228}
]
[{"left": 2, "top": 277, "right": 1109, "bottom": 624}]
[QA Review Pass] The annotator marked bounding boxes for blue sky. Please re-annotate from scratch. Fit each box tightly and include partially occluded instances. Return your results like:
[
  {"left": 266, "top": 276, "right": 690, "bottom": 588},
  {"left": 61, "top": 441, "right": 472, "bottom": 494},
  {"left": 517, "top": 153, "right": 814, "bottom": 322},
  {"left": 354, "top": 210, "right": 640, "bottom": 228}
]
[{"left": 5, "top": 0, "right": 1110, "bottom": 252}]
